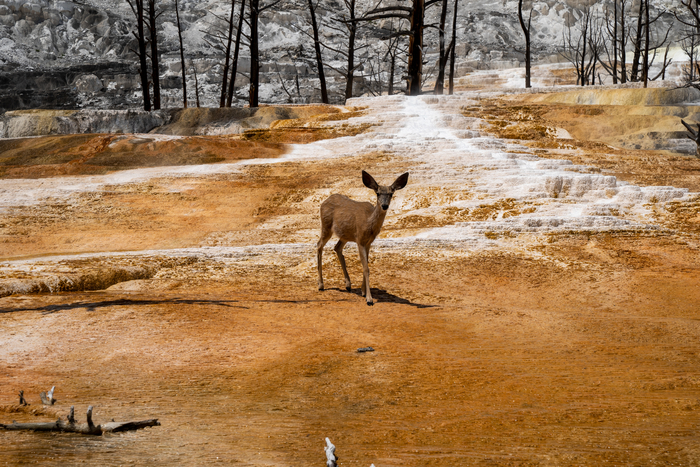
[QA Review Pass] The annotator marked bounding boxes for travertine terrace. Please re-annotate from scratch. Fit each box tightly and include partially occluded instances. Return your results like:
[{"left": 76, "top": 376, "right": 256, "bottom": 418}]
[{"left": 1, "top": 87, "right": 699, "bottom": 466}]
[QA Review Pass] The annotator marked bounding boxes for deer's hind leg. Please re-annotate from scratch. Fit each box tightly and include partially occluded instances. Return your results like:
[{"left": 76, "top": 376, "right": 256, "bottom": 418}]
[
  {"left": 334, "top": 240, "right": 351, "bottom": 291},
  {"left": 316, "top": 227, "right": 333, "bottom": 292}
]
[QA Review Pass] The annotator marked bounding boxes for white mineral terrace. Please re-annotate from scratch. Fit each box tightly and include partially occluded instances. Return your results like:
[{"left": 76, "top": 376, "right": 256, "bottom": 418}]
[{"left": 0, "top": 93, "right": 696, "bottom": 270}]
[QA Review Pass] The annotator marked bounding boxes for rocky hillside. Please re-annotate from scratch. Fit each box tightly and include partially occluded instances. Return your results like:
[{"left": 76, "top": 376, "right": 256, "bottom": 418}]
[{"left": 0, "top": 0, "right": 685, "bottom": 110}]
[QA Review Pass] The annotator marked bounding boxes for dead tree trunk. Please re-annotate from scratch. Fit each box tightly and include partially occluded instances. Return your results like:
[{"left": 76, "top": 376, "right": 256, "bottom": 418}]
[
  {"left": 682, "top": 119, "right": 700, "bottom": 157},
  {"left": 308, "top": 0, "right": 329, "bottom": 103},
  {"left": 630, "top": 0, "right": 644, "bottom": 81},
  {"left": 619, "top": 0, "right": 627, "bottom": 83},
  {"left": 147, "top": 0, "right": 161, "bottom": 110},
  {"left": 227, "top": 0, "right": 246, "bottom": 106},
  {"left": 344, "top": 0, "right": 357, "bottom": 100},
  {"left": 642, "top": 0, "right": 650, "bottom": 87},
  {"left": 175, "top": 0, "right": 188, "bottom": 108},
  {"left": 220, "top": 0, "right": 236, "bottom": 107},
  {"left": 1, "top": 405, "right": 159, "bottom": 436},
  {"left": 193, "top": 62, "right": 201, "bottom": 107},
  {"left": 448, "top": 0, "right": 458, "bottom": 94},
  {"left": 612, "top": 0, "right": 618, "bottom": 83},
  {"left": 127, "top": 0, "right": 151, "bottom": 111},
  {"left": 407, "top": 0, "right": 425, "bottom": 94},
  {"left": 518, "top": 0, "right": 532, "bottom": 88},
  {"left": 249, "top": 0, "right": 260, "bottom": 107},
  {"left": 434, "top": 0, "right": 449, "bottom": 94}
]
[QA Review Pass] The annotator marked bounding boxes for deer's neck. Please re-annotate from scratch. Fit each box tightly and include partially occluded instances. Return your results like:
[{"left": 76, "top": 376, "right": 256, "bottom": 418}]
[{"left": 368, "top": 203, "right": 388, "bottom": 237}]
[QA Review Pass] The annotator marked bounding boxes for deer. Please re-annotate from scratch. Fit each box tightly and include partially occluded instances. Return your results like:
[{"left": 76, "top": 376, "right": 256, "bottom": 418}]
[{"left": 316, "top": 170, "right": 409, "bottom": 306}]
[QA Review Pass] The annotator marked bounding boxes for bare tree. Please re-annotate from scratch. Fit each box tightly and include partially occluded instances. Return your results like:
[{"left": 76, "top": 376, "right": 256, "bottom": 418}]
[
  {"left": 562, "top": 6, "right": 594, "bottom": 86},
  {"left": 126, "top": 0, "right": 151, "bottom": 110},
  {"left": 220, "top": 0, "right": 236, "bottom": 107},
  {"left": 601, "top": 0, "right": 628, "bottom": 83},
  {"left": 147, "top": 0, "right": 162, "bottom": 109},
  {"left": 227, "top": 0, "right": 247, "bottom": 106},
  {"left": 676, "top": 0, "right": 700, "bottom": 87},
  {"left": 384, "top": 27, "right": 405, "bottom": 95},
  {"left": 175, "top": 0, "right": 187, "bottom": 108},
  {"left": 434, "top": 0, "right": 451, "bottom": 93},
  {"left": 192, "top": 62, "right": 201, "bottom": 108},
  {"left": 306, "top": 0, "right": 329, "bottom": 103},
  {"left": 249, "top": 0, "right": 283, "bottom": 107},
  {"left": 320, "top": 0, "right": 363, "bottom": 100},
  {"left": 352, "top": 0, "right": 441, "bottom": 95},
  {"left": 447, "top": 0, "right": 459, "bottom": 94},
  {"left": 518, "top": 0, "right": 533, "bottom": 88},
  {"left": 201, "top": 0, "right": 248, "bottom": 107}
]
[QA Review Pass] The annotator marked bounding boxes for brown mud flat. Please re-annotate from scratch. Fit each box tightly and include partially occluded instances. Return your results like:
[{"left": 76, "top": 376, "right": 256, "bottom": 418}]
[
  {"left": 0, "top": 134, "right": 286, "bottom": 179},
  {"left": 1, "top": 236, "right": 700, "bottom": 466},
  {"left": 1, "top": 94, "right": 700, "bottom": 465}
]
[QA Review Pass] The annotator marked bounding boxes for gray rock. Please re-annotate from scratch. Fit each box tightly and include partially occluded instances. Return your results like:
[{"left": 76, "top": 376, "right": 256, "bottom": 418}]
[{"left": 74, "top": 73, "right": 104, "bottom": 93}]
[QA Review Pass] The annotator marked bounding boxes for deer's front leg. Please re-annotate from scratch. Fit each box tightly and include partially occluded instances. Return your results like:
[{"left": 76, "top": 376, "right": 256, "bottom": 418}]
[{"left": 358, "top": 244, "right": 373, "bottom": 306}]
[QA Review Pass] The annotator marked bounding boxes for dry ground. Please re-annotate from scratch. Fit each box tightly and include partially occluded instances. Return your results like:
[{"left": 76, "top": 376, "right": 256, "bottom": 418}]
[{"left": 1, "top": 97, "right": 700, "bottom": 466}]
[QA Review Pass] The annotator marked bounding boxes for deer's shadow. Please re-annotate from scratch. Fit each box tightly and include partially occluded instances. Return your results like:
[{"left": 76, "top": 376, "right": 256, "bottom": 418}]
[
  {"left": 1, "top": 298, "right": 248, "bottom": 314},
  {"left": 325, "top": 287, "right": 435, "bottom": 308}
]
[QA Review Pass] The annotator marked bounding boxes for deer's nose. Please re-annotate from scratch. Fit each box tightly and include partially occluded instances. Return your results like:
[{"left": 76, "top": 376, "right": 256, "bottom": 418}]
[{"left": 381, "top": 204, "right": 389, "bottom": 210}]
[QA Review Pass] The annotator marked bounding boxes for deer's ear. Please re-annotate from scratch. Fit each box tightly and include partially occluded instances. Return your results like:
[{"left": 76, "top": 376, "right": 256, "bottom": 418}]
[
  {"left": 362, "top": 171, "right": 379, "bottom": 191},
  {"left": 391, "top": 172, "right": 409, "bottom": 191}
]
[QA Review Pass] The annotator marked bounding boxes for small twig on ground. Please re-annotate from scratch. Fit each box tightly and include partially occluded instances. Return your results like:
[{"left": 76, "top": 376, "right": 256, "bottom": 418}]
[
  {"left": 40, "top": 386, "right": 56, "bottom": 406},
  {"left": 324, "top": 437, "right": 337, "bottom": 467}
]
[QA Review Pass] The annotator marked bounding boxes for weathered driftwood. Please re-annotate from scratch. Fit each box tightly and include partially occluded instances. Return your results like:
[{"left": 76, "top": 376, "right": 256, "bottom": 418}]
[
  {"left": 1, "top": 405, "right": 160, "bottom": 436},
  {"left": 324, "top": 437, "right": 337, "bottom": 467},
  {"left": 681, "top": 119, "right": 700, "bottom": 157},
  {"left": 18, "top": 390, "right": 28, "bottom": 406},
  {"left": 40, "top": 386, "right": 56, "bottom": 406}
]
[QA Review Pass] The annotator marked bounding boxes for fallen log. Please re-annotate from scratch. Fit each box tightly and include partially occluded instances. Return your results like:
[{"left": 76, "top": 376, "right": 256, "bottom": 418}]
[
  {"left": 1, "top": 405, "right": 160, "bottom": 436},
  {"left": 681, "top": 119, "right": 700, "bottom": 158}
]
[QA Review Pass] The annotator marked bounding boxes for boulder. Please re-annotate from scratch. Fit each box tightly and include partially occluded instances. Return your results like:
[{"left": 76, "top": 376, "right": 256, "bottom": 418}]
[{"left": 74, "top": 74, "right": 103, "bottom": 93}]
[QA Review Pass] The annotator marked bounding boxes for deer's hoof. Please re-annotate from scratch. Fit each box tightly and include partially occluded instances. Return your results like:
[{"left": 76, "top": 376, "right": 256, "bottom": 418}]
[
  {"left": 346, "top": 286, "right": 351, "bottom": 292},
  {"left": 318, "top": 285, "right": 324, "bottom": 291},
  {"left": 366, "top": 300, "right": 374, "bottom": 306}
]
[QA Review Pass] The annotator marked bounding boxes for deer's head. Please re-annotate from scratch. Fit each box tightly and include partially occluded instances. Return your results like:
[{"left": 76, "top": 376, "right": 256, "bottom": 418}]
[{"left": 362, "top": 170, "right": 409, "bottom": 211}]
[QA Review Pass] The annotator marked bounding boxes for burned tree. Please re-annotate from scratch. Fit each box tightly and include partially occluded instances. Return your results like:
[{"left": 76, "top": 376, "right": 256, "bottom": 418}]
[
  {"left": 202, "top": 0, "right": 247, "bottom": 107},
  {"left": 2, "top": 388, "right": 160, "bottom": 436},
  {"left": 249, "top": 0, "right": 283, "bottom": 107},
  {"left": 562, "top": 6, "right": 595, "bottom": 86},
  {"left": 2, "top": 405, "right": 159, "bottom": 435},
  {"left": 175, "top": 0, "right": 187, "bottom": 108},
  {"left": 220, "top": 0, "right": 237, "bottom": 107},
  {"left": 147, "top": 0, "right": 162, "bottom": 109},
  {"left": 447, "top": 0, "right": 458, "bottom": 94},
  {"left": 227, "top": 0, "right": 247, "bottom": 107},
  {"left": 434, "top": 0, "right": 451, "bottom": 94},
  {"left": 601, "top": 0, "right": 628, "bottom": 83},
  {"left": 353, "top": 0, "right": 441, "bottom": 95},
  {"left": 126, "top": 0, "right": 151, "bottom": 110},
  {"left": 384, "top": 27, "right": 405, "bottom": 95},
  {"left": 315, "top": 0, "right": 370, "bottom": 100},
  {"left": 676, "top": 0, "right": 700, "bottom": 87},
  {"left": 518, "top": 0, "right": 533, "bottom": 88},
  {"left": 681, "top": 119, "right": 700, "bottom": 157},
  {"left": 307, "top": 0, "right": 329, "bottom": 103}
]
